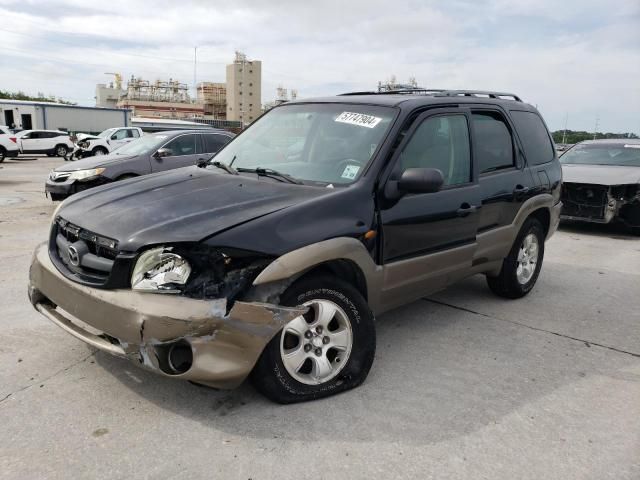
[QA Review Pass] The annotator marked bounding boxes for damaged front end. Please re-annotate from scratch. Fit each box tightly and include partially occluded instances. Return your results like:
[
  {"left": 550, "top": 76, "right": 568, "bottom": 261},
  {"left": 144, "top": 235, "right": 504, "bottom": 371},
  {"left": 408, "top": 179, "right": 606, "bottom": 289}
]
[
  {"left": 561, "top": 183, "right": 640, "bottom": 227},
  {"left": 28, "top": 241, "right": 306, "bottom": 389}
]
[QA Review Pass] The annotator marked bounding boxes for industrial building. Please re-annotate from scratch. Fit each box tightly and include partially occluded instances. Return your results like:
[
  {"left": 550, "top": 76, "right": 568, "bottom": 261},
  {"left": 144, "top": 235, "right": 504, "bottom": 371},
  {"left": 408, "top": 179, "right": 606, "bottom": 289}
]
[
  {"left": 226, "top": 51, "right": 262, "bottom": 123},
  {"left": 196, "top": 82, "right": 227, "bottom": 119},
  {"left": 0, "top": 99, "right": 132, "bottom": 134}
]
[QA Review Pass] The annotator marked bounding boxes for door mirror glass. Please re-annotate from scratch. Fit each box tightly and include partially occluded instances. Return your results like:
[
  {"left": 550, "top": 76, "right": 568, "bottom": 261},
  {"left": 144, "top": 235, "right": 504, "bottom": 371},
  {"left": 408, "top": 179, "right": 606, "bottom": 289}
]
[
  {"left": 155, "top": 148, "right": 173, "bottom": 158},
  {"left": 398, "top": 168, "right": 444, "bottom": 194}
]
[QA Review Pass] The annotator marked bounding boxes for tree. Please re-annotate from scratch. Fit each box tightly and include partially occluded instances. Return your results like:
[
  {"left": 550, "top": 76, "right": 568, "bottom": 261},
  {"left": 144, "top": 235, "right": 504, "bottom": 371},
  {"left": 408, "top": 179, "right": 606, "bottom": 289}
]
[
  {"left": 0, "top": 90, "right": 76, "bottom": 105},
  {"left": 552, "top": 130, "right": 638, "bottom": 144}
]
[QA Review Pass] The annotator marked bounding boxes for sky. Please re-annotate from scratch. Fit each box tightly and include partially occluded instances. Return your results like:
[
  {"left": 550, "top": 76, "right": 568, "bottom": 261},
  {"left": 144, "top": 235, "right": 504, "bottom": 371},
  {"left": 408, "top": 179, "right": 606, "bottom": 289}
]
[{"left": 0, "top": 0, "right": 638, "bottom": 133}]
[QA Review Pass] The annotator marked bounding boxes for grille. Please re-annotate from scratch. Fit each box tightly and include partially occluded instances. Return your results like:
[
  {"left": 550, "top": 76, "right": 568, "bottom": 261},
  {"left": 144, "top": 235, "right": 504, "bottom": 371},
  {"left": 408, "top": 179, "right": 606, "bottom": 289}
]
[
  {"left": 561, "top": 183, "right": 608, "bottom": 219},
  {"left": 50, "top": 217, "right": 119, "bottom": 284}
]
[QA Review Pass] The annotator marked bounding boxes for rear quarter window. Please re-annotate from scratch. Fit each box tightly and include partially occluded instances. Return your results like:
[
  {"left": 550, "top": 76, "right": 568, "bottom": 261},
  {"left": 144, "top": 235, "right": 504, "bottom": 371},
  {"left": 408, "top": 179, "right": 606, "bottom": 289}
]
[{"left": 510, "top": 110, "right": 555, "bottom": 165}]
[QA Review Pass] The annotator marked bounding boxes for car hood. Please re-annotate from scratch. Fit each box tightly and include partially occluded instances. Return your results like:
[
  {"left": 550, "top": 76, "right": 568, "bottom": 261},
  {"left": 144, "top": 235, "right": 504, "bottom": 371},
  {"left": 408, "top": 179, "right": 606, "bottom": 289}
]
[
  {"left": 76, "top": 133, "right": 100, "bottom": 141},
  {"left": 54, "top": 153, "right": 139, "bottom": 171},
  {"left": 57, "top": 167, "right": 332, "bottom": 251},
  {"left": 561, "top": 164, "right": 640, "bottom": 185}
]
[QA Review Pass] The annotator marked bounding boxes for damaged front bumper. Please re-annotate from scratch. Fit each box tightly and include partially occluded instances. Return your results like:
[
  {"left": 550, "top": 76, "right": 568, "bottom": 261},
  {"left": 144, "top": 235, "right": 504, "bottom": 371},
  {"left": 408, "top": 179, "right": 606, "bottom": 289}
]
[{"left": 28, "top": 242, "right": 305, "bottom": 389}]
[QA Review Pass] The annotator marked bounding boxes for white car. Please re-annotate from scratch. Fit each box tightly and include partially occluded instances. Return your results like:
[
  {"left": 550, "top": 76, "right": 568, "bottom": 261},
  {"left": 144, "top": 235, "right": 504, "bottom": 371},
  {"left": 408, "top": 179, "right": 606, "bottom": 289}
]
[
  {"left": 17, "top": 130, "right": 75, "bottom": 158},
  {"left": 75, "top": 127, "right": 143, "bottom": 158},
  {"left": 0, "top": 127, "right": 19, "bottom": 162}
]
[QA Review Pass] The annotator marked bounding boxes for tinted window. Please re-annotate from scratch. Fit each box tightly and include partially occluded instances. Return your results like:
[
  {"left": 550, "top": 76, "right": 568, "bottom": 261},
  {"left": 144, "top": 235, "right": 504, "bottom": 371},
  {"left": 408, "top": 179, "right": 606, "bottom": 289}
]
[
  {"left": 510, "top": 110, "right": 554, "bottom": 165},
  {"left": 401, "top": 114, "right": 471, "bottom": 186},
  {"left": 165, "top": 134, "right": 197, "bottom": 156},
  {"left": 472, "top": 112, "right": 514, "bottom": 173},
  {"left": 203, "top": 134, "right": 228, "bottom": 153}
]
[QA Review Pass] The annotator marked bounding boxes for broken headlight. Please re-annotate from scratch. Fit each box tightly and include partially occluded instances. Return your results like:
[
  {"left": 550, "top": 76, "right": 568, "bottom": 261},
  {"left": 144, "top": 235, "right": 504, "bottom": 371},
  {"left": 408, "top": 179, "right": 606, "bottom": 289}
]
[
  {"left": 68, "top": 168, "right": 105, "bottom": 181},
  {"left": 131, "top": 247, "right": 191, "bottom": 293}
]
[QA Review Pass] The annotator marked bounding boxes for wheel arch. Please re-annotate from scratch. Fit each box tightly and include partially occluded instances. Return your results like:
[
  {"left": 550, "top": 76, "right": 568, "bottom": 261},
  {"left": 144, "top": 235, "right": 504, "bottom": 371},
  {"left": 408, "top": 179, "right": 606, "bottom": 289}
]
[
  {"left": 529, "top": 207, "right": 551, "bottom": 237},
  {"left": 252, "top": 237, "right": 383, "bottom": 311}
]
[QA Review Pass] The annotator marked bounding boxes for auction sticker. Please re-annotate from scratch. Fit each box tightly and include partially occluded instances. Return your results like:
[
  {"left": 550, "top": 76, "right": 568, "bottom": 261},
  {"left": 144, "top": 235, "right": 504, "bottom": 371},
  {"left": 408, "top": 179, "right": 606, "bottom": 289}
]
[
  {"left": 335, "top": 112, "right": 382, "bottom": 128},
  {"left": 341, "top": 165, "right": 361, "bottom": 180}
]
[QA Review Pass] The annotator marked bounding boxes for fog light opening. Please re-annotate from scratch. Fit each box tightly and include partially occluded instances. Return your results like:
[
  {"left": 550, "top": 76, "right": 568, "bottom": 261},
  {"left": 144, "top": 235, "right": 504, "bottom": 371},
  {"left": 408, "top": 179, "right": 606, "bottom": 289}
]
[{"left": 167, "top": 341, "right": 193, "bottom": 374}]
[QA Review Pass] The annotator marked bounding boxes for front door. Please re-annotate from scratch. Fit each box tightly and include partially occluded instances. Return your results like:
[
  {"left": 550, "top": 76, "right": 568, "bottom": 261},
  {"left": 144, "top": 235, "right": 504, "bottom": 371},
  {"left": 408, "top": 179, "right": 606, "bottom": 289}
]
[
  {"left": 379, "top": 109, "right": 481, "bottom": 310},
  {"left": 151, "top": 133, "right": 199, "bottom": 172},
  {"left": 20, "top": 131, "right": 42, "bottom": 153}
]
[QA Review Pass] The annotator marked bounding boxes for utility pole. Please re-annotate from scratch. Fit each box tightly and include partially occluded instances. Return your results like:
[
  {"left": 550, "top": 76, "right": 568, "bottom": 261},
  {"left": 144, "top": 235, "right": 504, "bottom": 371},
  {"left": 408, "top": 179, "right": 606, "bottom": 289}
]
[
  {"left": 193, "top": 46, "right": 198, "bottom": 99},
  {"left": 593, "top": 115, "right": 600, "bottom": 140},
  {"left": 562, "top": 112, "right": 568, "bottom": 144}
]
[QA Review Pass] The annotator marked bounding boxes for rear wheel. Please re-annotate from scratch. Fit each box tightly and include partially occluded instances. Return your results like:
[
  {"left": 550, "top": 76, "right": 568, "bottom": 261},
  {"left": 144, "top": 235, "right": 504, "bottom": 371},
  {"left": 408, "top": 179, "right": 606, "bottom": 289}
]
[
  {"left": 487, "top": 217, "right": 545, "bottom": 298},
  {"left": 251, "top": 274, "right": 376, "bottom": 403},
  {"left": 0, "top": 148, "right": 5, "bottom": 163}
]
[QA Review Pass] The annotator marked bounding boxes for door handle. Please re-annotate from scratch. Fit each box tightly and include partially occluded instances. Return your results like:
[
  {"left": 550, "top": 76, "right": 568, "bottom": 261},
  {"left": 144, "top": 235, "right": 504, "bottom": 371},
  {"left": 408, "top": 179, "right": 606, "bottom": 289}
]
[
  {"left": 456, "top": 203, "right": 479, "bottom": 217},
  {"left": 513, "top": 185, "right": 530, "bottom": 195}
]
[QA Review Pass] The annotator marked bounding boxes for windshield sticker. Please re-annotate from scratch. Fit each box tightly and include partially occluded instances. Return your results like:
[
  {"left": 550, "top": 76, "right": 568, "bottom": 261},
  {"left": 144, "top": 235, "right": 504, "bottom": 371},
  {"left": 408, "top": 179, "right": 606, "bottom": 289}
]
[
  {"left": 624, "top": 144, "right": 640, "bottom": 149},
  {"left": 341, "top": 165, "right": 361, "bottom": 180},
  {"left": 335, "top": 112, "right": 382, "bottom": 129}
]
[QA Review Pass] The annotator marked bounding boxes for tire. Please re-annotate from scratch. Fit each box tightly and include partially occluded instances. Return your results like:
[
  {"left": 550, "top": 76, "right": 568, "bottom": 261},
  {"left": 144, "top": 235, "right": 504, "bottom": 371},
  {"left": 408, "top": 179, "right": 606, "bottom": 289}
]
[
  {"left": 0, "top": 148, "right": 5, "bottom": 163},
  {"left": 251, "top": 274, "right": 376, "bottom": 404},
  {"left": 55, "top": 145, "right": 68, "bottom": 157},
  {"left": 92, "top": 147, "right": 108, "bottom": 156},
  {"left": 487, "top": 217, "right": 545, "bottom": 299}
]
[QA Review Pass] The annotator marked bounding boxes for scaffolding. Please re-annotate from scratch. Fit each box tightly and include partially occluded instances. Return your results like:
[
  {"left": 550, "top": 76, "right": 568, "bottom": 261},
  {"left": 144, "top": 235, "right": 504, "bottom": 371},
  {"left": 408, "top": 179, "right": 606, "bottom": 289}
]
[
  {"left": 125, "top": 76, "right": 191, "bottom": 103},
  {"left": 196, "top": 82, "right": 227, "bottom": 118}
]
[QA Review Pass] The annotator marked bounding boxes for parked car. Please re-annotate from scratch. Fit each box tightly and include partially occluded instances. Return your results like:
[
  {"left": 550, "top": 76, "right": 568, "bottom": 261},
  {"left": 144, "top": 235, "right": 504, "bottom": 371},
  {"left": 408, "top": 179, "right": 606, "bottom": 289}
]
[
  {"left": 73, "top": 127, "right": 145, "bottom": 158},
  {"left": 0, "top": 129, "right": 19, "bottom": 162},
  {"left": 16, "top": 130, "right": 75, "bottom": 157},
  {"left": 560, "top": 139, "right": 640, "bottom": 231},
  {"left": 29, "top": 90, "right": 562, "bottom": 403},
  {"left": 45, "top": 129, "right": 234, "bottom": 200}
]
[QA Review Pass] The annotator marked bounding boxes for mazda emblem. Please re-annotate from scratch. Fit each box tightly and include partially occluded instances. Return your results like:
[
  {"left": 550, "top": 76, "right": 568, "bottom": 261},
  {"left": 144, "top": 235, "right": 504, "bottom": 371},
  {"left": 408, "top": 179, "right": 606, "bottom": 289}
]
[{"left": 68, "top": 245, "right": 80, "bottom": 266}]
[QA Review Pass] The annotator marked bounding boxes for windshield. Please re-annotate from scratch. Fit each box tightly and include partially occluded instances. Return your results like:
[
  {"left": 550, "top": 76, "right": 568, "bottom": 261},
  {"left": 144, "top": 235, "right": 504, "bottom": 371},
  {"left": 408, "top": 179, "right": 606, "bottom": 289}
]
[
  {"left": 212, "top": 103, "right": 396, "bottom": 185},
  {"left": 98, "top": 128, "right": 118, "bottom": 138},
  {"left": 561, "top": 143, "right": 640, "bottom": 167},
  {"left": 114, "top": 134, "right": 169, "bottom": 156}
]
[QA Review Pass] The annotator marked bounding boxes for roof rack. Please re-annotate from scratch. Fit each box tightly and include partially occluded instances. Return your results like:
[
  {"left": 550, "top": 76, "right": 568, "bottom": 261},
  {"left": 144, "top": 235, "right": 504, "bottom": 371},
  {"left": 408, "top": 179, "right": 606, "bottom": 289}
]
[{"left": 339, "top": 88, "right": 522, "bottom": 102}]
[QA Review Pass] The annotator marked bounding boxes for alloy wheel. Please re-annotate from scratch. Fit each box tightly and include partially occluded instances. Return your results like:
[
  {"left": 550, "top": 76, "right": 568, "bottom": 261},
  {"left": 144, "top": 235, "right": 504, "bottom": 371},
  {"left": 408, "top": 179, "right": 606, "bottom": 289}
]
[
  {"left": 279, "top": 299, "right": 353, "bottom": 385},
  {"left": 516, "top": 233, "right": 539, "bottom": 284}
]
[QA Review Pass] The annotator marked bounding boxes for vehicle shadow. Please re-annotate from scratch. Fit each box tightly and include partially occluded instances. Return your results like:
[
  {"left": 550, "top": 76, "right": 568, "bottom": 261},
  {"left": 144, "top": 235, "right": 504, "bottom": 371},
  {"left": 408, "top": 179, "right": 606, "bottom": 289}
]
[
  {"left": 94, "top": 282, "right": 620, "bottom": 445},
  {"left": 558, "top": 221, "right": 637, "bottom": 240}
]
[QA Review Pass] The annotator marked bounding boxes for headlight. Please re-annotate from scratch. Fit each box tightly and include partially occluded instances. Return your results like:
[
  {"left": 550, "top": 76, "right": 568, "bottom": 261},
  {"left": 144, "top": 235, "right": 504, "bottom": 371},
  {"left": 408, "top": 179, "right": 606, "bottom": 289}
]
[
  {"left": 68, "top": 168, "right": 105, "bottom": 181},
  {"left": 131, "top": 247, "right": 191, "bottom": 293}
]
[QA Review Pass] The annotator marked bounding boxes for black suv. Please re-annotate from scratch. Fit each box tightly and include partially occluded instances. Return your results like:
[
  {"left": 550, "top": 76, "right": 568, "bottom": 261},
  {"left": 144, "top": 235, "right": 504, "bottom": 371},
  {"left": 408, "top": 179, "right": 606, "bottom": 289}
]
[{"left": 28, "top": 89, "right": 562, "bottom": 403}]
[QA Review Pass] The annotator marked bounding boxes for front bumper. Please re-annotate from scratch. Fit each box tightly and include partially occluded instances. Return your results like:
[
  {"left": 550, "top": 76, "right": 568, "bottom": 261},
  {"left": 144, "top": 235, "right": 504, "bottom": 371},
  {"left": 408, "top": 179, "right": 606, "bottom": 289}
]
[
  {"left": 45, "top": 178, "right": 75, "bottom": 197},
  {"left": 28, "top": 243, "right": 304, "bottom": 389}
]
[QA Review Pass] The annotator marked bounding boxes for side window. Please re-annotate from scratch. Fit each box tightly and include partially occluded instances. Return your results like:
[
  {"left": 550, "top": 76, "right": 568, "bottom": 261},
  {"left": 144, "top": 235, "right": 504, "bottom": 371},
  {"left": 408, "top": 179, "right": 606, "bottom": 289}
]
[
  {"left": 111, "top": 129, "right": 129, "bottom": 140},
  {"left": 165, "top": 134, "right": 197, "bottom": 156},
  {"left": 203, "top": 134, "right": 228, "bottom": 153},
  {"left": 472, "top": 112, "right": 514, "bottom": 173},
  {"left": 400, "top": 114, "right": 471, "bottom": 186},
  {"left": 509, "top": 110, "right": 554, "bottom": 165},
  {"left": 127, "top": 129, "right": 140, "bottom": 138}
]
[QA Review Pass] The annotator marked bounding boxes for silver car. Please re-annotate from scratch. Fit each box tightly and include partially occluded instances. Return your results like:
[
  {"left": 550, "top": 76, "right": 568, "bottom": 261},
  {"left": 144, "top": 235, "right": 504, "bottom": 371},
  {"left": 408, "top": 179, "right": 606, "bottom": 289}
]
[
  {"left": 45, "top": 129, "right": 234, "bottom": 200},
  {"left": 560, "top": 139, "right": 640, "bottom": 231}
]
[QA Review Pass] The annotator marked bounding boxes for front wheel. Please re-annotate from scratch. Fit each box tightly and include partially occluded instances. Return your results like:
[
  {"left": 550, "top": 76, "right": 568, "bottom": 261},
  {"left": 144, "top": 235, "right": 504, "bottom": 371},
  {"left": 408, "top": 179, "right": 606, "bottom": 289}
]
[
  {"left": 0, "top": 148, "right": 5, "bottom": 163},
  {"left": 55, "top": 145, "right": 68, "bottom": 157},
  {"left": 251, "top": 274, "right": 376, "bottom": 403},
  {"left": 487, "top": 217, "right": 545, "bottom": 299},
  {"left": 92, "top": 147, "right": 108, "bottom": 156}
]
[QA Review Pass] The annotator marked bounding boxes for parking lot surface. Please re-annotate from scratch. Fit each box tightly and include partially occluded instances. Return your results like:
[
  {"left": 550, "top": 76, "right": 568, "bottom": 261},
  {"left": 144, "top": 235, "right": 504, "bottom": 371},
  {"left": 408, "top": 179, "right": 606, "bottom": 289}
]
[{"left": 1, "top": 156, "right": 639, "bottom": 479}]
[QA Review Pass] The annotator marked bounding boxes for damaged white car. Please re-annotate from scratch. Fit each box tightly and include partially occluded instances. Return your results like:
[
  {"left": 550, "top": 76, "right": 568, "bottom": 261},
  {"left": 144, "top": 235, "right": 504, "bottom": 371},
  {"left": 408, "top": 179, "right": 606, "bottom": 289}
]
[{"left": 560, "top": 139, "right": 640, "bottom": 232}]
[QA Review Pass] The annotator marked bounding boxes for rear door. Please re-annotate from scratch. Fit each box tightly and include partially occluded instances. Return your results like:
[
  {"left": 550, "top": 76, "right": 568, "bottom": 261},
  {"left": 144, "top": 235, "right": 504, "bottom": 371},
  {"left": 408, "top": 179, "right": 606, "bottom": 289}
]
[
  {"left": 151, "top": 133, "right": 199, "bottom": 172},
  {"left": 379, "top": 108, "right": 481, "bottom": 309},
  {"left": 201, "top": 133, "right": 232, "bottom": 158},
  {"left": 471, "top": 107, "right": 537, "bottom": 263}
]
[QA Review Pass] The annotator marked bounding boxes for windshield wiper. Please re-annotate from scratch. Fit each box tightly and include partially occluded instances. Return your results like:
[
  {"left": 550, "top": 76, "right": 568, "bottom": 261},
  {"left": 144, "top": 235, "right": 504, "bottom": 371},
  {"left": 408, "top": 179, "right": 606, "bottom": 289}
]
[
  {"left": 236, "top": 167, "right": 303, "bottom": 184},
  {"left": 206, "top": 160, "right": 238, "bottom": 175}
]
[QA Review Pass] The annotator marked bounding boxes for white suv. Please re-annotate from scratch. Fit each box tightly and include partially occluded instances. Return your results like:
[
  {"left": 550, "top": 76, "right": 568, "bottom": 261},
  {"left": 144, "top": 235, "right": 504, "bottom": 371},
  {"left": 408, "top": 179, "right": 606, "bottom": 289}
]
[
  {"left": 74, "top": 127, "right": 143, "bottom": 158},
  {"left": 17, "top": 130, "right": 75, "bottom": 158},
  {"left": 0, "top": 126, "right": 19, "bottom": 162}
]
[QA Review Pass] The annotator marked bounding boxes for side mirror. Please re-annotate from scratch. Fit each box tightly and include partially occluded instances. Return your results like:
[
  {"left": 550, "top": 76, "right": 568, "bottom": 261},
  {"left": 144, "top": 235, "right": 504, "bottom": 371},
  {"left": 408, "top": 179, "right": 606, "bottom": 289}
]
[
  {"left": 154, "top": 148, "right": 173, "bottom": 158},
  {"left": 398, "top": 168, "right": 444, "bottom": 194}
]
